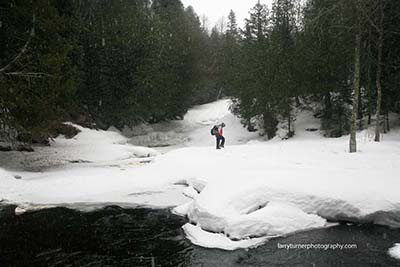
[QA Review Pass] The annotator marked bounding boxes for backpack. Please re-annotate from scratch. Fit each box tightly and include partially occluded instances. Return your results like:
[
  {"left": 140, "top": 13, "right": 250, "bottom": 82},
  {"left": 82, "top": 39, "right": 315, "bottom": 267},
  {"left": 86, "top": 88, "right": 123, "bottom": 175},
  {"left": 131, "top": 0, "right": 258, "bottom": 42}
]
[{"left": 210, "top": 126, "right": 218, "bottom": 136}]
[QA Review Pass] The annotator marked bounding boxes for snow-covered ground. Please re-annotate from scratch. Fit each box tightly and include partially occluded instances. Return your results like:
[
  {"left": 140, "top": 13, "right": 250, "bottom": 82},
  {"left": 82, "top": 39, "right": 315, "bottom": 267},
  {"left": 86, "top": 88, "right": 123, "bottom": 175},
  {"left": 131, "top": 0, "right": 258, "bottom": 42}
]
[{"left": 1, "top": 99, "right": 400, "bottom": 251}]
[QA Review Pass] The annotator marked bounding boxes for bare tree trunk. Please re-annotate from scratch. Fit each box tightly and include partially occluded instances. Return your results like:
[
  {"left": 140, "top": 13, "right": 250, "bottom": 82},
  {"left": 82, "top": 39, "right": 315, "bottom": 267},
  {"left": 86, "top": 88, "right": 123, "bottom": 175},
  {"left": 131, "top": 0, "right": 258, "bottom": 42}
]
[
  {"left": 263, "top": 109, "right": 278, "bottom": 140},
  {"left": 295, "top": 96, "right": 301, "bottom": 107},
  {"left": 367, "top": 62, "right": 372, "bottom": 125},
  {"left": 375, "top": 1, "right": 384, "bottom": 142},
  {"left": 287, "top": 98, "right": 292, "bottom": 135},
  {"left": 216, "top": 88, "right": 223, "bottom": 100},
  {"left": 358, "top": 87, "right": 363, "bottom": 130},
  {"left": 384, "top": 110, "right": 390, "bottom": 133},
  {"left": 350, "top": 30, "right": 361, "bottom": 153},
  {"left": 367, "top": 29, "right": 372, "bottom": 125}
]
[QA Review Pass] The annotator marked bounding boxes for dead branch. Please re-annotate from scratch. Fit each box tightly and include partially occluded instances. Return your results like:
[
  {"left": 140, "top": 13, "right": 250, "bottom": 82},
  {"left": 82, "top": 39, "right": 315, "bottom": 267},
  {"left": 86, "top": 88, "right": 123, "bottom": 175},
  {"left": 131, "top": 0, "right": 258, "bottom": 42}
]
[
  {"left": 4, "top": 72, "right": 52, "bottom": 78},
  {"left": 0, "top": 14, "right": 35, "bottom": 74}
]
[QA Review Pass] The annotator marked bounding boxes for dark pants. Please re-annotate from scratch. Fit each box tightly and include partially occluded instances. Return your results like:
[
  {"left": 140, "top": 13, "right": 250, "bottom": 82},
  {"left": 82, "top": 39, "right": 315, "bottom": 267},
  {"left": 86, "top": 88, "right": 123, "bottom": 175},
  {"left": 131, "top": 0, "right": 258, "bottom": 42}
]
[{"left": 216, "top": 135, "right": 225, "bottom": 149}]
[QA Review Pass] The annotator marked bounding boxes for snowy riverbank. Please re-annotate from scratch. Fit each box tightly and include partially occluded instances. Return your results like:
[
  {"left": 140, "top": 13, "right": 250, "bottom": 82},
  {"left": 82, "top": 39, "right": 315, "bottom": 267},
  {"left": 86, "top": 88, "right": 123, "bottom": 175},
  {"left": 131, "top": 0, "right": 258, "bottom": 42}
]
[{"left": 1, "top": 99, "right": 400, "bottom": 251}]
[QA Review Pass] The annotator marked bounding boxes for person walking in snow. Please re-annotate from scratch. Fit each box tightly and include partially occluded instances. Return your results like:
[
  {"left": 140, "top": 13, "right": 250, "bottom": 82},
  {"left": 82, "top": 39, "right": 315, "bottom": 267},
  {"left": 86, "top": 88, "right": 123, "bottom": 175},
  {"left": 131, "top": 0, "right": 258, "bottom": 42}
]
[{"left": 212, "top": 122, "right": 225, "bottom": 149}]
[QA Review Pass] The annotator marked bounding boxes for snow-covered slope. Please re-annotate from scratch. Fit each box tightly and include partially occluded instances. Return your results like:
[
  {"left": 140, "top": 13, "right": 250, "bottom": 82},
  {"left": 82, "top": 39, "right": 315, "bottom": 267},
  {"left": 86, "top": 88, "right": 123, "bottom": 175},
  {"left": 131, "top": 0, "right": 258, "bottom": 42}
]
[
  {"left": 1, "top": 99, "right": 400, "bottom": 251},
  {"left": 128, "top": 99, "right": 260, "bottom": 150}
]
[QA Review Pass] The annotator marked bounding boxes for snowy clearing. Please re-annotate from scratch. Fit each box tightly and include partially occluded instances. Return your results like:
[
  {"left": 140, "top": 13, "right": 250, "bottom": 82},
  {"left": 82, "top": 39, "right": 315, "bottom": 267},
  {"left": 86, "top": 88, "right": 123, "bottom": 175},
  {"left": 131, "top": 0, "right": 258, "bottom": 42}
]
[
  {"left": 1, "top": 99, "right": 400, "bottom": 250},
  {"left": 126, "top": 100, "right": 260, "bottom": 150}
]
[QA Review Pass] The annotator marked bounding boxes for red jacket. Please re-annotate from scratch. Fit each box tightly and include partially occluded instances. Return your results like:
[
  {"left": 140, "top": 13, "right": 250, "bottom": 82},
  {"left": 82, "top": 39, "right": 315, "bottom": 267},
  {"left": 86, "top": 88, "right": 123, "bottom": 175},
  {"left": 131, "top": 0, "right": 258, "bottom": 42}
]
[{"left": 218, "top": 127, "right": 223, "bottom": 136}]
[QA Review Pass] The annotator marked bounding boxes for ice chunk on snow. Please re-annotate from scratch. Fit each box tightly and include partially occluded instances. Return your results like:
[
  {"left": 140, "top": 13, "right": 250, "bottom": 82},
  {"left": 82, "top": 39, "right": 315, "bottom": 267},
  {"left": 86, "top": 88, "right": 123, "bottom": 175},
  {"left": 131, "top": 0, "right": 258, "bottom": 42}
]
[
  {"left": 172, "top": 200, "right": 193, "bottom": 216},
  {"left": 15, "top": 204, "right": 55, "bottom": 215},
  {"left": 182, "top": 223, "right": 268, "bottom": 251},
  {"left": 15, "top": 207, "right": 27, "bottom": 216},
  {"left": 186, "top": 197, "right": 326, "bottom": 249},
  {"left": 389, "top": 243, "right": 400, "bottom": 260}
]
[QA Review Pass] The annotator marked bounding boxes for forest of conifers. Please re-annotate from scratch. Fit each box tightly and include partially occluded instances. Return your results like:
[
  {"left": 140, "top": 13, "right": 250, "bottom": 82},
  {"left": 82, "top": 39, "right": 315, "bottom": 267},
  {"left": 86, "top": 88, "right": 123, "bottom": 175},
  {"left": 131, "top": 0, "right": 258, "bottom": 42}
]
[{"left": 0, "top": 0, "right": 399, "bottom": 144}]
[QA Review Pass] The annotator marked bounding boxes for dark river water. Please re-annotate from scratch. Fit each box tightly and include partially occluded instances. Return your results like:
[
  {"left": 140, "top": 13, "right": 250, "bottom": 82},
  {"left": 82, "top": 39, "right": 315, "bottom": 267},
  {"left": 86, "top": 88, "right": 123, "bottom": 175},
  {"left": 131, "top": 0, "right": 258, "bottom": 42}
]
[{"left": 0, "top": 205, "right": 399, "bottom": 267}]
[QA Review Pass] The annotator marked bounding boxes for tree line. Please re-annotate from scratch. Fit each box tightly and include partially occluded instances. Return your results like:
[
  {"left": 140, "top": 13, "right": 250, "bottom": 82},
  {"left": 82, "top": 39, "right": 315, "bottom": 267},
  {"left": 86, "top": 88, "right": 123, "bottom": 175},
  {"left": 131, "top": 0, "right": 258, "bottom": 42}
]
[
  {"left": 1, "top": 0, "right": 400, "bottom": 152},
  {"left": 213, "top": 0, "right": 400, "bottom": 152},
  {"left": 0, "top": 0, "right": 219, "bottom": 143}
]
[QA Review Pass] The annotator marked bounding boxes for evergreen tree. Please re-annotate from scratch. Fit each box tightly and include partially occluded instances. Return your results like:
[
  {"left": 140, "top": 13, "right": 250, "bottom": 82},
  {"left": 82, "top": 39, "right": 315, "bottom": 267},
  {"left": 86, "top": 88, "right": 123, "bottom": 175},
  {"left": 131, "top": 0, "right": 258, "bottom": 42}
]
[
  {"left": 1, "top": 0, "right": 77, "bottom": 141},
  {"left": 232, "top": 2, "right": 272, "bottom": 135},
  {"left": 300, "top": 0, "right": 353, "bottom": 137},
  {"left": 245, "top": 1, "right": 270, "bottom": 41},
  {"left": 269, "top": 0, "right": 298, "bottom": 136},
  {"left": 221, "top": 10, "right": 240, "bottom": 97}
]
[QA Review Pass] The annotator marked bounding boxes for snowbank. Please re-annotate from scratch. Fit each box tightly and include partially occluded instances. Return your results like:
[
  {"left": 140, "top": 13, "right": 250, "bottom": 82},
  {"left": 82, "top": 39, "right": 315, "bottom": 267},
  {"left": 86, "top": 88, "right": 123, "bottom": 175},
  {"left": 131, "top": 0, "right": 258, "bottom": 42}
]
[
  {"left": 161, "top": 137, "right": 400, "bottom": 249},
  {"left": 0, "top": 123, "right": 160, "bottom": 171},
  {"left": 182, "top": 200, "right": 326, "bottom": 250},
  {"left": 389, "top": 243, "right": 400, "bottom": 260},
  {"left": 57, "top": 123, "right": 160, "bottom": 161}
]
